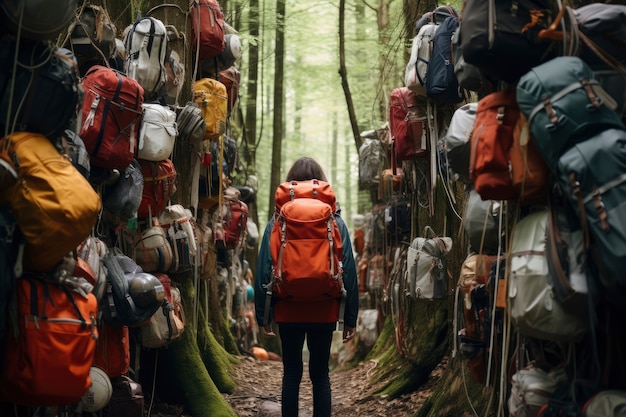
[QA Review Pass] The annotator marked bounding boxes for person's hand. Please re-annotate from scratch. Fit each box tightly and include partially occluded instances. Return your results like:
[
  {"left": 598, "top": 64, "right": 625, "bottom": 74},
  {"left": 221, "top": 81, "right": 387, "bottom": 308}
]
[
  {"left": 342, "top": 326, "right": 355, "bottom": 343},
  {"left": 262, "top": 324, "right": 276, "bottom": 337}
]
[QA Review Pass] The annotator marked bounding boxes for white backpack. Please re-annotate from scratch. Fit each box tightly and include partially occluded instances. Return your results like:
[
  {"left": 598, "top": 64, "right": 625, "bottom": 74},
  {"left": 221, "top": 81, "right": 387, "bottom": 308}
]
[
  {"left": 124, "top": 16, "right": 168, "bottom": 98},
  {"left": 404, "top": 23, "right": 439, "bottom": 96},
  {"left": 138, "top": 103, "right": 178, "bottom": 161}
]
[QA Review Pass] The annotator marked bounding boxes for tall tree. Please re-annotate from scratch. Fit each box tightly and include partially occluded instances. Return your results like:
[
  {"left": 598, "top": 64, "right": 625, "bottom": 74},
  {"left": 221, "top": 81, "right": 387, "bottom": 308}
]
[{"left": 269, "top": 0, "right": 286, "bottom": 210}]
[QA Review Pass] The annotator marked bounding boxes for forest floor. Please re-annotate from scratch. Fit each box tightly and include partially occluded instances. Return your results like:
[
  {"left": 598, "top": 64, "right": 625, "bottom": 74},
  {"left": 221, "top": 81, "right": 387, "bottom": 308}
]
[
  {"left": 219, "top": 352, "right": 446, "bottom": 417},
  {"left": 149, "top": 352, "right": 445, "bottom": 417}
]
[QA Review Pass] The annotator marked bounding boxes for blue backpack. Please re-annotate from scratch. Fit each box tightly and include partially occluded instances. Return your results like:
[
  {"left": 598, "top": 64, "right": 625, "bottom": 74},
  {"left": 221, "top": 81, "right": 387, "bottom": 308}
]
[{"left": 426, "top": 16, "right": 464, "bottom": 105}]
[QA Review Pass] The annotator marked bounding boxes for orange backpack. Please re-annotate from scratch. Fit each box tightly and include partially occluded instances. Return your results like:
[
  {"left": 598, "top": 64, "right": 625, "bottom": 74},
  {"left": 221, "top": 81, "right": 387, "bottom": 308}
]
[
  {"left": 0, "top": 275, "right": 98, "bottom": 406},
  {"left": 267, "top": 180, "right": 344, "bottom": 320},
  {"left": 469, "top": 89, "right": 549, "bottom": 203}
]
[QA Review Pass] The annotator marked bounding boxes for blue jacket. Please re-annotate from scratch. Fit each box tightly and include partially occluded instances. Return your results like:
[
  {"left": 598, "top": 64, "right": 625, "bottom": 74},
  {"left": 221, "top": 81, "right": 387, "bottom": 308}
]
[{"left": 254, "top": 211, "right": 359, "bottom": 328}]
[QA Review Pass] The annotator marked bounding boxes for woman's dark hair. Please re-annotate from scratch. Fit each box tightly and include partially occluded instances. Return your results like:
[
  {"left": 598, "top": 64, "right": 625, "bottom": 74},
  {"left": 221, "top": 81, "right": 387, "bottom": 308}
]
[{"left": 285, "top": 157, "right": 327, "bottom": 182}]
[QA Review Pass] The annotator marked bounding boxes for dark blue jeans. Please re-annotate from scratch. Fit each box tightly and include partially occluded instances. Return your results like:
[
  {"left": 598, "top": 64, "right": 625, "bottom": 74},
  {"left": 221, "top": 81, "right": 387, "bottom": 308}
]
[{"left": 278, "top": 323, "right": 335, "bottom": 417}]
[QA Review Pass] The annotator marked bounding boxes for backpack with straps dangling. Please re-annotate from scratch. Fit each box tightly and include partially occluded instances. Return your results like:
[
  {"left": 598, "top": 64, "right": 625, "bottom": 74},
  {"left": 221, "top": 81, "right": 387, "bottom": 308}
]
[{"left": 189, "top": 0, "right": 226, "bottom": 61}]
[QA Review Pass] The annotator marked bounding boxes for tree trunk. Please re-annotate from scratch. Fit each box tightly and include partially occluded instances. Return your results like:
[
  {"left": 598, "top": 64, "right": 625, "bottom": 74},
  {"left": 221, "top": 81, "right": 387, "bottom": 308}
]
[{"left": 338, "top": 0, "right": 362, "bottom": 153}]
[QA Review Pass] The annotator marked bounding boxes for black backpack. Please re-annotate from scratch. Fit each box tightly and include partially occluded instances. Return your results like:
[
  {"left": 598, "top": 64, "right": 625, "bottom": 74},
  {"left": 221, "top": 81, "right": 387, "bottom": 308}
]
[
  {"left": 426, "top": 16, "right": 464, "bottom": 105},
  {"left": 100, "top": 253, "right": 164, "bottom": 327}
]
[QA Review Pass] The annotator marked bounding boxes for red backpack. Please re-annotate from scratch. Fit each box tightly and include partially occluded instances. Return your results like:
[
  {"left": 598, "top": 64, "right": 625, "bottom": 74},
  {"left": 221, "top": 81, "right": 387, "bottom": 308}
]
[
  {"left": 189, "top": 0, "right": 226, "bottom": 60},
  {"left": 137, "top": 158, "right": 177, "bottom": 219},
  {"left": 266, "top": 180, "right": 344, "bottom": 324},
  {"left": 80, "top": 65, "right": 144, "bottom": 170},
  {"left": 389, "top": 87, "right": 429, "bottom": 160}
]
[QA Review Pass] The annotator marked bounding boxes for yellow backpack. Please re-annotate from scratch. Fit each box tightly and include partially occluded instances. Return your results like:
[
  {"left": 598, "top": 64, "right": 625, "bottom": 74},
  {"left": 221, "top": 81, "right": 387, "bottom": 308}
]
[{"left": 192, "top": 77, "right": 227, "bottom": 141}]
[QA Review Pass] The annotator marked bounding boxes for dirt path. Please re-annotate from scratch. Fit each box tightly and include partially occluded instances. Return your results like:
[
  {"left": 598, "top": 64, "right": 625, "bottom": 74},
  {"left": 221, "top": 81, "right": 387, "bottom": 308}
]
[{"left": 222, "top": 354, "right": 443, "bottom": 417}]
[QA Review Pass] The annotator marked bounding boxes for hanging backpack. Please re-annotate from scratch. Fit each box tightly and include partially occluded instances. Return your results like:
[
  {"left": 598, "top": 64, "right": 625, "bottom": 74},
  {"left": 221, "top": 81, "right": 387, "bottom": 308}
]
[
  {"left": 102, "top": 159, "right": 144, "bottom": 221},
  {"left": 80, "top": 65, "right": 145, "bottom": 170},
  {"left": 176, "top": 102, "right": 207, "bottom": 149},
  {"left": 459, "top": 0, "right": 556, "bottom": 83},
  {"left": 444, "top": 102, "right": 477, "bottom": 184},
  {"left": 124, "top": 16, "right": 168, "bottom": 99},
  {"left": 159, "top": 204, "right": 197, "bottom": 274},
  {"left": 219, "top": 187, "right": 249, "bottom": 250},
  {"left": 137, "top": 158, "right": 177, "bottom": 219},
  {"left": 556, "top": 128, "right": 626, "bottom": 308},
  {"left": 508, "top": 364, "right": 569, "bottom": 417},
  {"left": 57, "top": 129, "right": 91, "bottom": 180},
  {"left": 129, "top": 215, "right": 174, "bottom": 274},
  {"left": 507, "top": 209, "right": 589, "bottom": 342},
  {"left": 516, "top": 56, "right": 625, "bottom": 173},
  {"left": 192, "top": 77, "right": 228, "bottom": 141},
  {"left": 404, "top": 5, "right": 457, "bottom": 96},
  {"left": 139, "top": 273, "right": 185, "bottom": 348},
  {"left": 470, "top": 89, "right": 550, "bottom": 203},
  {"left": 100, "top": 252, "right": 165, "bottom": 327},
  {"left": 358, "top": 134, "right": 385, "bottom": 191},
  {"left": 0, "top": 132, "right": 101, "bottom": 273},
  {"left": 406, "top": 226, "right": 452, "bottom": 301},
  {"left": 0, "top": 40, "right": 81, "bottom": 140},
  {"left": 462, "top": 188, "right": 503, "bottom": 255},
  {"left": 426, "top": 15, "right": 465, "bottom": 105},
  {"left": 265, "top": 180, "right": 345, "bottom": 324},
  {"left": 92, "top": 321, "right": 130, "bottom": 379},
  {"left": 219, "top": 66, "right": 241, "bottom": 114},
  {"left": 0, "top": 275, "right": 98, "bottom": 406},
  {"left": 389, "top": 87, "right": 429, "bottom": 160},
  {"left": 65, "top": 4, "right": 117, "bottom": 74},
  {"left": 189, "top": 0, "right": 226, "bottom": 60},
  {"left": 137, "top": 102, "right": 178, "bottom": 162}
]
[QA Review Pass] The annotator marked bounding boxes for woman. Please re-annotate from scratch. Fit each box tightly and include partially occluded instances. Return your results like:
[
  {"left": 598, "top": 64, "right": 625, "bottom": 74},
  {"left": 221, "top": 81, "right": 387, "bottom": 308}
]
[{"left": 255, "top": 157, "right": 359, "bottom": 417}]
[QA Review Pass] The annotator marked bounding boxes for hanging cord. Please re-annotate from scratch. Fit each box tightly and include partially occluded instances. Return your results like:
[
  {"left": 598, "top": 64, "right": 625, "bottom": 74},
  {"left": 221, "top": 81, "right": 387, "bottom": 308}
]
[{"left": 146, "top": 349, "right": 159, "bottom": 417}]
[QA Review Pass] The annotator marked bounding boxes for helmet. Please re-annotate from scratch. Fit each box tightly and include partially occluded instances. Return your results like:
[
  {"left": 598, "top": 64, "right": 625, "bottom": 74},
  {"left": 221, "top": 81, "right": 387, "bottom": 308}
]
[
  {"left": 80, "top": 367, "right": 113, "bottom": 412},
  {"left": 0, "top": 0, "right": 78, "bottom": 41},
  {"left": 129, "top": 273, "right": 165, "bottom": 309}
]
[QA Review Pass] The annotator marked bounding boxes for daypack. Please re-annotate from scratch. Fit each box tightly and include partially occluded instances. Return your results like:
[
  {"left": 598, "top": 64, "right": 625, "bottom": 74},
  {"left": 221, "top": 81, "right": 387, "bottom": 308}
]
[
  {"left": 470, "top": 89, "right": 550, "bottom": 203},
  {"left": 139, "top": 273, "right": 185, "bottom": 348},
  {"left": 462, "top": 188, "right": 503, "bottom": 255},
  {"left": 124, "top": 16, "right": 168, "bottom": 99},
  {"left": 507, "top": 209, "right": 589, "bottom": 342},
  {"left": 76, "top": 236, "right": 109, "bottom": 302},
  {"left": 58, "top": 129, "right": 91, "bottom": 180},
  {"left": 444, "top": 102, "right": 476, "bottom": 184},
  {"left": 65, "top": 4, "right": 117, "bottom": 74},
  {"left": 508, "top": 364, "right": 568, "bottom": 417},
  {"left": 0, "top": 0, "right": 77, "bottom": 41},
  {"left": 0, "top": 40, "right": 81, "bottom": 140},
  {"left": 100, "top": 252, "right": 164, "bottom": 327},
  {"left": 176, "top": 102, "right": 207, "bottom": 149},
  {"left": 556, "top": 128, "right": 626, "bottom": 307},
  {"left": 269, "top": 180, "right": 344, "bottom": 301},
  {"left": 545, "top": 192, "right": 590, "bottom": 314},
  {"left": 582, "top": 390, "right": 626, "bottom": 417},
  {"left": 192, "top": 77, "right": 228, "bottom": 141},
  {"left": 213, "top": 33, "right": 242, "bottom": 72},
  {"left": 80, "top": 65, "right": 145, "bottom": 170},
  {"left": 189, "top": 0, "right": 226, "bottom": 60},
  {"left": 137, "top": 158, "right": 177, "bottom": 219},
  {"left": 219, "top": 66, "right": 241, "bottom": 114},
  {"left": 129, "top": 215, "right": 175, "bottom": 274},
  {"left": 404, "top": 22, "right": 439, "bottom": 96},
  {"left": 137, "top": 102, "right": 178, "bottom": 162},
  {"left": 358, "top": 135, "right": 385, "bottom": 191},
  {"left": 159, "top": 204, "right": 197, "bottom": 274},
  {"left": 406, "top": 226, "right": 452, "bottom": 301},
  {"left": 92, "top": 321, "right": 130, "bottom": 378},
  {"left": 456, "top": 253, "right": 499, "bottom": 385},
  {"left": 102, "top": 159, "right": 144, "bottom": 221},
  {"left": 0, "top": 132, "right": 101, "bottom": 273},
  {"left": 385, "top": 195, "right": 412, "bottom": 245},
  {"left": 459, "top": 0, "right": 556, "bottom": 83},
  {"left": 426, "top": 16, "right": 464, "bottom": 105},
  {"left": 405, "top": 5, "right": 457, "bottom": 96},
  {"left": 0, "top": 275, "right": 98, "bottom": 406},
  {"left": 389, "top": 87, "right": 428, "bottom": 160},
  {"left": 575, "top": 4, "right": 626, "bottom": 72},
  {"left": 516, "top": 56, "right": 625, "bottom": 173},
  {"left": 220, "top": 187, "right": 249, "bottom": 250}
]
